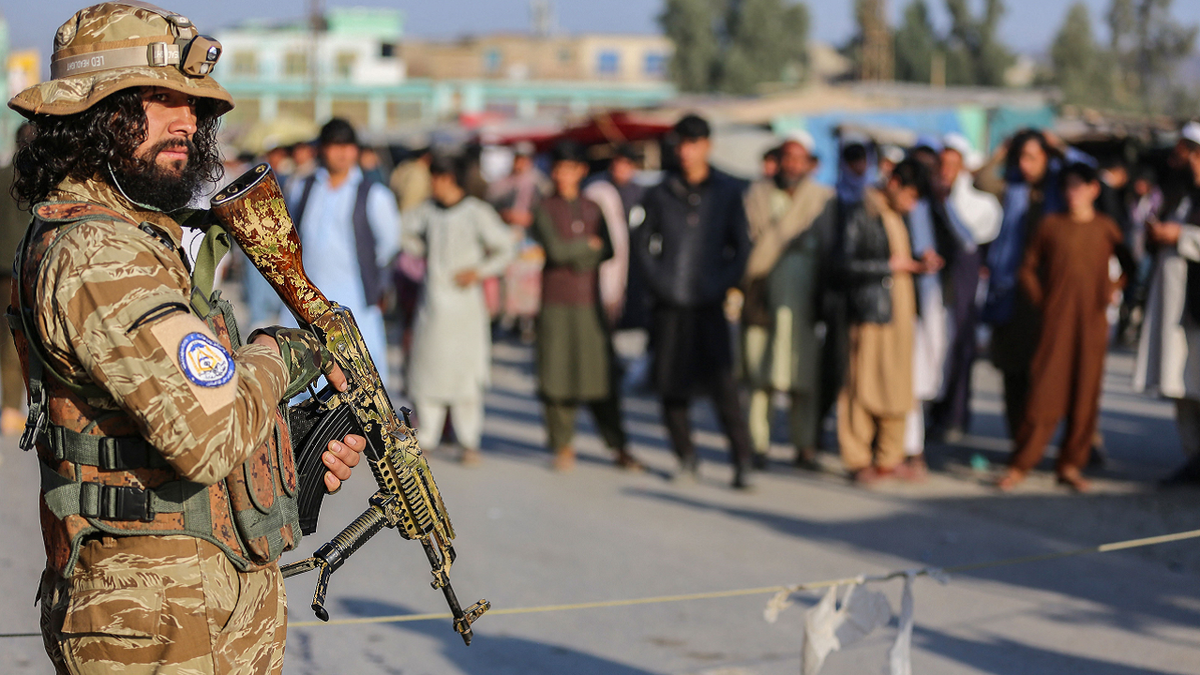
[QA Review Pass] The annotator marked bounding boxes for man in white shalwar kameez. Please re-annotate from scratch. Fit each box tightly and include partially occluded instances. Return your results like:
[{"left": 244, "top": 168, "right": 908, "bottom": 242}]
[
  {"left": 403, "top": 155, "right": 516, "bottom": 464},
  {"left": 287, "top": 118, "right": 399, "bottom": 386}
]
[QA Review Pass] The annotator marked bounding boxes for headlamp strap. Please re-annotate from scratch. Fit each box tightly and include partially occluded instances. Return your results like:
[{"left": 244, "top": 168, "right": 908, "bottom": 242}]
[
  {"left": 49, "top": 36, "right": 221, "bottom": 80},
  {"left": 50, "top": 42, "right": 181, "bottom": 79}
]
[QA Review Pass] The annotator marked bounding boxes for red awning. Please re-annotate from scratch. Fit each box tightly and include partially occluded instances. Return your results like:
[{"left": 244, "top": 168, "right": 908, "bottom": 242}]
[{"left": 491, "top": 111, "right": 673, "bottom": 152}]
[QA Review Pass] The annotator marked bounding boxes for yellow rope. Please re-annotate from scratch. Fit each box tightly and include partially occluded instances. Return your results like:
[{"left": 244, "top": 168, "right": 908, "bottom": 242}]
[
  {"left": 289, "top": 527, "right": 1200, "bottom": 629},
  {"left": 3, "top": 527, "right": 1198, "bottom": 637}
]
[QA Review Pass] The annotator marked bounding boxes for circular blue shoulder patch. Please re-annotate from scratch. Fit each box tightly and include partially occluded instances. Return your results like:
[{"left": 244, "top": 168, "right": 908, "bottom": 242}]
[{"left": 178, "top": 332, "right": 235, "bottom": 388}]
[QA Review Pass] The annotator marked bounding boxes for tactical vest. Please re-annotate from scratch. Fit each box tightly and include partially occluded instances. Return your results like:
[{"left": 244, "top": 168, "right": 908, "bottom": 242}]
[{"left": 10, "top": 201, "right": 302, "bottom": 577}]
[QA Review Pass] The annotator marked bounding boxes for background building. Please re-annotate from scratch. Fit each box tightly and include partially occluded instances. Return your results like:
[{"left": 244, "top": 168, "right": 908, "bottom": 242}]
[
  {"left": 404, "top": 33, "right": 671, "bottom": 84},
  {"left": 215, "top": 7, "right": 675, "bottom": 143},
  {"left": 0, "top": 13, "right": 39, "bottom": 163}
]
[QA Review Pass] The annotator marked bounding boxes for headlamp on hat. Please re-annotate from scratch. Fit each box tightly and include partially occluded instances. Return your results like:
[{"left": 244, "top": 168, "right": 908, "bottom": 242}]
[{"left": 180, "top": 36, "right": 222, "bottom": 77}]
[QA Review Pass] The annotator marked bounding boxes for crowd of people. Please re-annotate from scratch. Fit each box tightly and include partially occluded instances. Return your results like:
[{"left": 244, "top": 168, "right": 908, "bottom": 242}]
[
  {"left": 212, "top": 113, "right": 1200, "bottom": 493},
  {"left": 10, "top": 109, "right": 1200, "bottom": 494}
]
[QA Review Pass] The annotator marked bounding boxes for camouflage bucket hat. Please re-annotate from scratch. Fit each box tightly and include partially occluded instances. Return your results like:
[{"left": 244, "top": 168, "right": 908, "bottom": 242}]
[{"left": 8, "top": 1, "right": 233, "bottom": 118}]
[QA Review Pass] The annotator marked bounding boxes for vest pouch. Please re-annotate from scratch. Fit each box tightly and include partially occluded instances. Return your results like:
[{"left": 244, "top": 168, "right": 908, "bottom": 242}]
[
  {"left": 203, "top": 298, "right": 299, "bottom": 564},
  {"left": 224, "top": 425, "right": 297, "bottom": 564},
  {"left": 275, "top": 410, "right": 299, "bottom": 497}
]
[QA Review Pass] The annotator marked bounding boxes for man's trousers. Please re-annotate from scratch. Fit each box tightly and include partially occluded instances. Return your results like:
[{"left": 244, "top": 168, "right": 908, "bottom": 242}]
[{"left": 41, "top": 535, "right": 286, "bottom": 675}]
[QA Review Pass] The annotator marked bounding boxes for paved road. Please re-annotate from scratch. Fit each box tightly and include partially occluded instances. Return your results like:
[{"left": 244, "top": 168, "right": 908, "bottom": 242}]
[{"left": 1, "top": 342, "right": 1198, "bottom": 675}]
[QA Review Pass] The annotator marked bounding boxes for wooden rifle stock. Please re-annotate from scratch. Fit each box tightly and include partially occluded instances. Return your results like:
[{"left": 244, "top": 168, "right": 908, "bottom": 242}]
[{"left": 209, "top": 163, "right": 330, "bottom": 324}]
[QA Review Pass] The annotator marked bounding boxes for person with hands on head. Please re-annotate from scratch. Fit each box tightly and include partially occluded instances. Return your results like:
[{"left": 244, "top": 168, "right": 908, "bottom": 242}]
[
  {"left": 8, "top": 4, "right": 364, "bottom": 673},
  {"left": 981, "top": 128, "right": 1093, "bottom": 440}
]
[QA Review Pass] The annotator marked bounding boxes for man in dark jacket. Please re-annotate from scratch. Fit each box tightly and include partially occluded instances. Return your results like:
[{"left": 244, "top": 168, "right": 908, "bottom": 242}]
[{"left": 633, "top": 114, "right": 754, "bottom": 488}]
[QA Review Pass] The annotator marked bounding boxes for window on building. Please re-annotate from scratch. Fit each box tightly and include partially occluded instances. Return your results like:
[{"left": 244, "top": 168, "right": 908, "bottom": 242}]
[
  {"left": 558, "top": 47, "right": 572, "bottom": 64},
  {"left": 230, "top": 51, "right": 257, "bottom": 77},
  {"left": 596, "top": 50, "right": 620, "bottom": 76},
  {"left": 380, "top": 42, "right": 396, "bottom": 58},
  {"left": 388, "top": 100, "right": 423, "bottom": 126},
  {"left": 644, "top": 52, "right": 667, "bottom": 77},
  {"left": 336, "top": 52, "right": 357, "bottom": 80},
  {"left": 484, "top": 49, "right": 502, "bottom": 74},
  {"left": 278, "top": 99, "right": 314, "bottom": 121},
  {"left": 284, "top": 51, "right": 309, "bottom": 78},
  {"left": 331, "top": 99, "right": 369, "bottom": 129}
]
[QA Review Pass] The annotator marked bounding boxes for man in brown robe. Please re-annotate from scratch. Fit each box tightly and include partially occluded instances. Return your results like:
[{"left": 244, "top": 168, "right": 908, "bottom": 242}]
[{"left": 1000, "top": 163, "right": 1133, "bottom": 492}]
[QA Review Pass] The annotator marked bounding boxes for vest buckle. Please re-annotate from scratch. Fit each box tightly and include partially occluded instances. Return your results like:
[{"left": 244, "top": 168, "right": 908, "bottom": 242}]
[
  {"left": 102, "top": 485, "right": 156, "bottom": 523},
  {"left": 19, "top": 406, "right": 44, "bottom": 452}
]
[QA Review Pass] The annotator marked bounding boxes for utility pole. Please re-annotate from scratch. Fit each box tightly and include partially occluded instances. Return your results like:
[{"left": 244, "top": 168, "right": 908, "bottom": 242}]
[
  {"left": 530, "top": 0, "right": 554, "bottom": 38},
  {"left": 931, "top": 50, "right": 945, "bottom": 88},
  {"left": 309, "top": 0, "right": 323, "bottom": 114},
  {"left": 858, "top": 0, "right": 893, "bottom": 82}
]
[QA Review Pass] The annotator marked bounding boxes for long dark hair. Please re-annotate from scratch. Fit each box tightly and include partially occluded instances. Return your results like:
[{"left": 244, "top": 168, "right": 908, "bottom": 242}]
[
  {"left": 1005, "top": 128, "right": 1060, "bottom": 186},
  {"left": 11, "top": 87, "right": 223, "bottom": 208}
]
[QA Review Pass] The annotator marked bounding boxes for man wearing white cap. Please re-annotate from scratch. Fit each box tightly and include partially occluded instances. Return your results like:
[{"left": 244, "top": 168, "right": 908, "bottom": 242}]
[
  {"left": 1137, "top": 121, "right": 1200, "bottom": 484},
  {"left": 930, "top": 133, "right": 1002, "bottom": 439},
  {"left": 741, "top": 130, "right": 834, "bottom": 468}
]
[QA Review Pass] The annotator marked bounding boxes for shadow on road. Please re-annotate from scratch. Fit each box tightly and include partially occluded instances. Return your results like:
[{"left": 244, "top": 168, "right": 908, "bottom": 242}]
[
  {"left": 914, "top": 625, "right": 1189, "bottom": 675},
  {"left": 623, "top": 487, "right": 1200, "bottom": 650},
  {"left": 336, "top": 598, "right": 662, "bottom": 675}
]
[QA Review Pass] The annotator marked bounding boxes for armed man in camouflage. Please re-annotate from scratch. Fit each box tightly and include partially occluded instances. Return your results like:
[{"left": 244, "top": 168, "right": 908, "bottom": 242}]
[{"left": 8, "top": 3, "right": 367, "bottom": 673}]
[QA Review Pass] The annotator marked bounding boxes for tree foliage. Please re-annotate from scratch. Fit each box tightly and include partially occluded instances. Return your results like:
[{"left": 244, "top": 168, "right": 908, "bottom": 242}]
[
  {"left": 943, "top": 0, "right": 1014, "bottom": 86},
  {"left": 660, "top": 0, "right": 811, "bottom": 93},
  {"left": 659, "top": 0, "right": 722, "bottom": 92},
  {"left": 1050, "top": 3, "right": 1114, "bottom": 106},
  {"left": 853, "top": 0, "right": 1015, "bottom": 86},
  {"left": 894, "top": 0, "right": 938, "bottom": 83},
  {"left": 1050, "top": 0, "right": 1197, "bottom": 114}
]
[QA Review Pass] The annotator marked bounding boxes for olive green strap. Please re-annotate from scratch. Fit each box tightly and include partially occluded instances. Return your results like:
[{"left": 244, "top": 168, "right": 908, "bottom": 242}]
[
  {"left": 40, "top": 461, "right": 207, "bottom": 522},
  {"left": 190, "top": 223, "right": 231, "bottom": 310},
  {"left": 45, "top": 424, "right": 170, "bottom": 470},
  {"left": 236, "top": 495, "right": 300, "bottom": 559}
]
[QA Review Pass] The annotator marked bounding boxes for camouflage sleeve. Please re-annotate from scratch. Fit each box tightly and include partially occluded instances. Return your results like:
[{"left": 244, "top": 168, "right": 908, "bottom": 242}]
[
  {"left": 246, "top": 326, "right": 333, "bottom": 400},
  {"left": 38, "top": 219, "right": 291, "bottom": 485}
]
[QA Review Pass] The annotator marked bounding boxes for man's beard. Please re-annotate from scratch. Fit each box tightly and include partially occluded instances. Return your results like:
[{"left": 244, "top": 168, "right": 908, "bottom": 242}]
[
  {"left": 111, "top": 138, "right": 207, "bottom": 212},
  {"left": 774, "top": 171, "right": 803, "bottom": 191}
]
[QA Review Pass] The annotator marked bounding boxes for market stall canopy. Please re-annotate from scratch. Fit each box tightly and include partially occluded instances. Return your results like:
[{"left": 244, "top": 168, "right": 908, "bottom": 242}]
[
  {"left": 235, "top": 116, "right": 320, "bottom": 155},
  {"left": 492, "top": 111, "right": 676, "bottom": 153}
]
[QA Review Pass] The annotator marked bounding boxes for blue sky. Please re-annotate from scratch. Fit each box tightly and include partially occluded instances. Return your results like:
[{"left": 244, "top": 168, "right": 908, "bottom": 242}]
[{"left": 6, "top": 1, "right": 1200, "bottom": 58}]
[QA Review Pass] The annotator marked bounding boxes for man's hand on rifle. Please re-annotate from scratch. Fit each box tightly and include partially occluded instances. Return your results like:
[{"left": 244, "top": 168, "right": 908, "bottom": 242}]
[
  {"left": 320, "top": 435, "right": 365, "bottom": 492},
  {"left": 252, "top": 329, "right": 366, "bottom": 492}
]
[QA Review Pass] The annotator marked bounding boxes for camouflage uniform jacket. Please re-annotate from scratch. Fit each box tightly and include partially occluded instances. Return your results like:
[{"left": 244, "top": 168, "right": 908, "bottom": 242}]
[{"left": 17, "top": 174, "right": 301, "bottom": 577}]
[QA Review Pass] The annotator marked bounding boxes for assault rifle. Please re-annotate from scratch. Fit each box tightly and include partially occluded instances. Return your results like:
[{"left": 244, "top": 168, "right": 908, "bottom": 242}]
[{"left": 210, "top": 164, "right": 489, "bottom": 645}]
